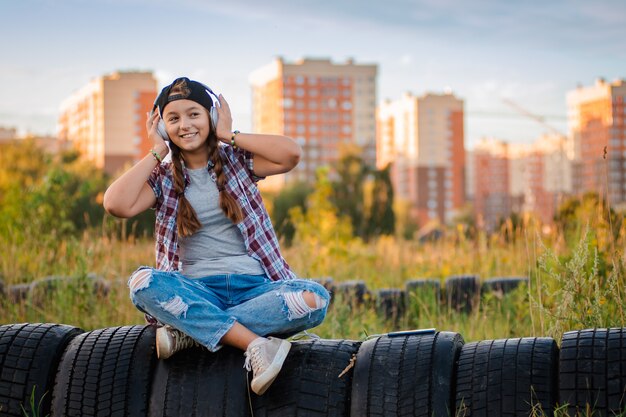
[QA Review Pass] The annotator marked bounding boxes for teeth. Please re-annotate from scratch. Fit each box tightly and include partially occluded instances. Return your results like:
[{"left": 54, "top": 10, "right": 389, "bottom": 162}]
[{"left": 181, "top": 133, "right": 196, "bottom": 138}]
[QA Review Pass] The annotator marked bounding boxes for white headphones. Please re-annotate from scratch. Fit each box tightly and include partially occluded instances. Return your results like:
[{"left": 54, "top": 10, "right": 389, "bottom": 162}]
[{"left": 152, "top": 81, "right": 220, "bottom": 141}]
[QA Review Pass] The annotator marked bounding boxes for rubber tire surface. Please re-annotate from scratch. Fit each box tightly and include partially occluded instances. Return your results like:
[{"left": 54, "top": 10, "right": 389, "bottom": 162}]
[
  {"left": 252, "top": 338, "right": 361, "bottom": 417},
  {"left": 445, "top": 275, "right": 480, "bottom": 314},
  {"left": 148, "top": 344, "right": 250, "bottom": 417},
  {"left": 455, "top": 337, "right": 558, "bottom": 416},
  {"left": 376, "top": 289, "right": 406, "bottom": 323},
  {"left": 51, "top": 325, "right": 157, "bottom": 417},
  {"left": 559, "top": 328, "right": 626, "bottom": 417},
  {"left": 480, "top": 277, "right": 528, "bottom": 296},
  {"left": 351, "top": 331, "right": 464, "bottom": 417},
  {"left": 0, "top": 323, "right": 83, "bottom": 417}
]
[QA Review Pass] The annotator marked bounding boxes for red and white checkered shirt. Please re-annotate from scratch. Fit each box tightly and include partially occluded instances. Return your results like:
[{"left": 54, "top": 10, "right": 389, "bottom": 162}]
[{"left": 147, "top": 144, "right": 296, "bottom": 281}]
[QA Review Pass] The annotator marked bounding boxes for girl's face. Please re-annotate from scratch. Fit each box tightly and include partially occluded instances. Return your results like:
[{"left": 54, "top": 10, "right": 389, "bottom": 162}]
[{"left": 162, "top": 99, "right": 211, "bottom": 153}]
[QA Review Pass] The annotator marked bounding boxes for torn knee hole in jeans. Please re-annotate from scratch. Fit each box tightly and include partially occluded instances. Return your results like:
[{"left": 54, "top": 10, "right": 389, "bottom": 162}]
[
  {"left": 282, "top": 291, "right": 327, "bottom": 320},
  {"left": 160, "top": 295, "right": 189, "bottom": 319},
  {"left": 128, "top": 269, "right": 152, "bottom": 295}
]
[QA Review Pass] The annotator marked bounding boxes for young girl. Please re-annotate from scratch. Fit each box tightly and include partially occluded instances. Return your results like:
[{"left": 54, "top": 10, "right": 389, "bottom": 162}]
[{"left": 103, "top": 77, "right": 330, "bottom": 395}]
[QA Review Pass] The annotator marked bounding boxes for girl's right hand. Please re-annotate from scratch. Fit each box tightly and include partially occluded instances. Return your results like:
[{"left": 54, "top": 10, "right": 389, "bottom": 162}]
[{"left": 147, "top": 111, "right": 170, "bottom": 158}]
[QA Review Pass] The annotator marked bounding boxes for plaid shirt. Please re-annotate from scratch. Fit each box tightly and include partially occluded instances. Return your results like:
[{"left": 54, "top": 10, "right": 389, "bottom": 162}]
[{"left": 147, "top": 144, "right": 296, "bottom": 281}]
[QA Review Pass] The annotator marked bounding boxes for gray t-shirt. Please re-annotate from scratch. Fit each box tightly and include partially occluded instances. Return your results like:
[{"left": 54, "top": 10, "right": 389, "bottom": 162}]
[{"left": 178, "top": 167, "right": 265, "bottom": 278}]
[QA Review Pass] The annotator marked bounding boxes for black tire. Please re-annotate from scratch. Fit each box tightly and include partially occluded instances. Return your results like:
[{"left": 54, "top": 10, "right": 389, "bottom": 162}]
[
  {"left": 148, "top": 344, "right": 250, "bottom": 417},
  {"left": 455, "top": 337, "right": 558, "bottom": 416},
  {"left": 335, "top": 280, "right": 371, "bottom": 306},
  {"left": 253, "top": 338, "right": 361, "bottom": 416},
  {"left": 51, "top": 325, "right": 157, "bottom": 417},
  {"left": 480, "top": 277, "right": 528, "bottom": 297},
  {"left": 445, "top": 275, "right": 480, "bottom": 314},
  {"left": 351, "top": 330, "right": 464, "bottom": 417},
  {"left": 0, "top": 323, "right": 83, "bottom": 417},
  {"left": 376, "top": 289, "right": 406, "bottom": 323},
  {"left": 559, "top": 328, "right": 626, "bottom": 416}
]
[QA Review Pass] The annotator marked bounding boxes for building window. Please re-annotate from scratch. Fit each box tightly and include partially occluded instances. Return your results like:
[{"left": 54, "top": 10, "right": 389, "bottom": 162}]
[
  {"left": 296, "top": 76, "right": 305, "bottom": 85},
  {"left": 342, "top": 101, "right": 352, "bottom": 110},
  {"left": 283, "top": 98, "right": 293, "bottom": 108},
  {"left": 308, "top": 77, "right": 317, "bottom": 85}
]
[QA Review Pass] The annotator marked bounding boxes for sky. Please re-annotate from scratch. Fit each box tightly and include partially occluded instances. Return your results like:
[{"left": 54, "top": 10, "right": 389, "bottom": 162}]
[{"left": 1, "top": 0, "right": 625, "bottom": 149}]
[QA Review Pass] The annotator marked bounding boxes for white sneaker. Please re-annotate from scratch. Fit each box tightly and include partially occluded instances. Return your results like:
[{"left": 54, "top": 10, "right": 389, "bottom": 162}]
[
  {"left": 244, "top": 337, "right": 291, "bottom": 395},
  {"left": 156, "top": 325, "right": 200, "bottom": 359}
]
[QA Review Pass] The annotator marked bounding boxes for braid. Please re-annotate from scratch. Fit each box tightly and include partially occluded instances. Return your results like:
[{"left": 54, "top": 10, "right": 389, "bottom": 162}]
[
  {"left": 208, "top": 134, "right": 244, "bottom": 224},
  {"left": 170, "top": 143, "right": 202, "bottom": 237}
]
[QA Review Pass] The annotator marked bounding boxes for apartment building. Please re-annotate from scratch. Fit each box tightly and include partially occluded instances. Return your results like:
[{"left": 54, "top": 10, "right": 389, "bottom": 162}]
[
  {"left": 567, "top": 78, "right": 626, "bottom": 207},
  {"left": 58, "top": 71, "right": 158, "bottom": 175},
  {"left": 473, "top": 135, "right": 571, "bottom": 230},
  {"left": 473, "top": 139, "right": 511, "bottom": 231},
  {"left": 377, "top": 91, "right": 465, "bottom": 226},
  {"left": 249, "top": 57, "right": 377, "bottom": 190}
]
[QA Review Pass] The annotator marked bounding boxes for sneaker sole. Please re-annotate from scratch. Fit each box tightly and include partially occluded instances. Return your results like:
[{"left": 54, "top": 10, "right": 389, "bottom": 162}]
[
  {"left": 156, "top": 327, "right": 172, "bottom": 360},
  {"left": 251, "top": 340, "right": 292, "bottom": 395}
]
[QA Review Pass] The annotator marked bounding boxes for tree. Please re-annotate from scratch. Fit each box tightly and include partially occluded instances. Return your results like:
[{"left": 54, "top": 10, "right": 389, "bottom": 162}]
[
  {"left": 332, "top": 147, "right": 368, "bottom": 238},
  {"left": 270, "top": 181, "right": 313, "bottom": 245},
  {"left": 366, "top": 164, "right": 395, "bottom": 238},
  {"left": 331, "top": 146, "right": 395, "bottom": 241}
]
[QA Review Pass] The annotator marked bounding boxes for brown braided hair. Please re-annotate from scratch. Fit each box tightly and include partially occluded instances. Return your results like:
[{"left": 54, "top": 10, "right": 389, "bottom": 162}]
[{"left": 167, "top": 79, "right": 243, "bottom": 237}]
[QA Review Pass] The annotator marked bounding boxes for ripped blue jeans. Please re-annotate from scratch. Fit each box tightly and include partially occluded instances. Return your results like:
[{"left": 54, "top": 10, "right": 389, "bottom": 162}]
[{"left": 128, "top": 268, "right": 330, "bottom": 352}]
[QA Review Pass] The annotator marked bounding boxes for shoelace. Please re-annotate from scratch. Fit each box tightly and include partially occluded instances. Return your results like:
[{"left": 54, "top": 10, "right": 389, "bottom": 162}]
[
  {"left": 243, "top": 345, "right": 263, "bottom": 373},
  {"left": 171, "top": 329, "right": 198, "bottom": 350}
]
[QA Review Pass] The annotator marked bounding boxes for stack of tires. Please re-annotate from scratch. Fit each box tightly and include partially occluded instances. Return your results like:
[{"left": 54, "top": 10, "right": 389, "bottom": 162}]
[{"left": 1, "top": 323, "right": 625, "bottom": 416}]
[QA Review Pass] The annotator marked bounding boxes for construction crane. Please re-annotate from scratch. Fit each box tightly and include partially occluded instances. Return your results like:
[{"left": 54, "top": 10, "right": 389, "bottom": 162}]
[{"left": 501, "top": 98, "right": 566, "bottom": 136}]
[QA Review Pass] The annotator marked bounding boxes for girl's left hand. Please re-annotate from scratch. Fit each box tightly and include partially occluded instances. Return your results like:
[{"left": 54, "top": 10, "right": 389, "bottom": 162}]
[{"left": 215, "top": 94, "right": 234, "bottom": 143}]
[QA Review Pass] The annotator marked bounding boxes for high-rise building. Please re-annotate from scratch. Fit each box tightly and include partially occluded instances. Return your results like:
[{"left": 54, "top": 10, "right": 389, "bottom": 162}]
[
  {"left": 473, "top": 139, "right": 511, "bottom": 231},
  {"left": 249, "top": 57, "right": 377, "bottom": 190},
  {"left": 58, "top": 71, "right": 158, "bottom": 175},
  {"left": 472, "top": 135, "right": 571, "bottom": 230},
  {"left": 377, "top": 91, "right": 465, "bottom": 226},
  {"left": 567, "top": 78, "right": 626, "bottom": 207}
]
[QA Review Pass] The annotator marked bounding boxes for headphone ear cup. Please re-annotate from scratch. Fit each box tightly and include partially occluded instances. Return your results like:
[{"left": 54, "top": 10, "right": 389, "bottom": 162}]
[
  {"left": 210, "top": 108, "right": 218, "bottom": 128},
  {"left": 157, "top": 120, "right": 169, "bottom": 140}
]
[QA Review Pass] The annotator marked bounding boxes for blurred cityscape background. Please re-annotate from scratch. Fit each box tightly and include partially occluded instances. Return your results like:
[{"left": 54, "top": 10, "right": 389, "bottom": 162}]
[
  {"left": 1, "top": 63, "right": 624, "bottom": 233},
  {"left": 1, "top": 0, "right": 625, "bottom": 236}
]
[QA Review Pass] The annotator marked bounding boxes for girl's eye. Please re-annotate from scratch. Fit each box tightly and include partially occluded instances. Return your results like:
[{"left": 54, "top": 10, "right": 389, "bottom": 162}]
[
  {"left": 168, "top": 116, "right": 178, "bottom": 123},
  {"left": 190, "top": 112, "right": 200, "bottom": 117}
]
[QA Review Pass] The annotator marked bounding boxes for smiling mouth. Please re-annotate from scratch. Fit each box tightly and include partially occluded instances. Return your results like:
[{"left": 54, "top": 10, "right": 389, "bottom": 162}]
[{"left": 180, "top": 132, "right": 197, "bottom": 139}]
